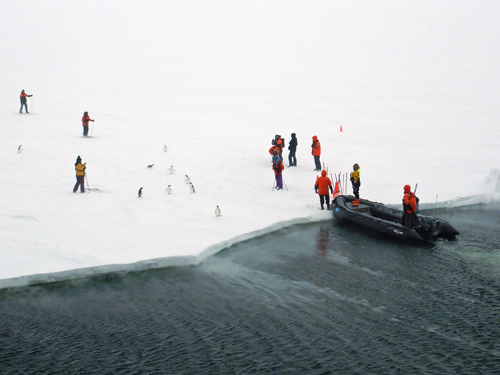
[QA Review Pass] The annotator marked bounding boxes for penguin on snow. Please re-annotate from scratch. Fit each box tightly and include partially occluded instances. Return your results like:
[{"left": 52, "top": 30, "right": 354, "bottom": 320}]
[
  {"left": 215, "top": 205, "right": 222, "bottom": 217},
  {"left": 163, "top": 145, "right": 169, "bottom": 152},
  {"left": 189, "top": 182, "right": 196, "bottom": 193},
  {"left": 138, "top": 187, "right": 143, "bottom": 198},
  {"left": 18, "top": 145, "right": 23, "bottom": 153},
  {"left": 184, "top": 175, "right": 190, "bottom": 184},
  {"left": 168, "top": 165, "right": 175, "bottom": 174},
  {"left": 166, "top": 185, "right": 172, "bottom": 194}
]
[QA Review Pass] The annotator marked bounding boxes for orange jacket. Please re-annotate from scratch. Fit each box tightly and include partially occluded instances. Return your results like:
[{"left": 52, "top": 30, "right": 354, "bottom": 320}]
[
  {"left": 403, "top": 185, "right": 417, "bottom": 213},
  {"left": 82, "top": 113, "right": 93, "bottom": 127},
  {"left": 273, "top": 160, "right": 284, "bottom": 175},
  {"left": 269, "top": 145, "right": 279, "bottom": 155},
  {"left": 311, "top": 136, "right": 321, "bottom": 156},
  {"left": 315, "top": 170, "right": 332, "bottom": 195}
]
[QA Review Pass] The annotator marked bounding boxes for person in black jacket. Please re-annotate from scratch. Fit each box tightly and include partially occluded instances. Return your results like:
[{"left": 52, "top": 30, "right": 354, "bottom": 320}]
[{"left": 288, "top": 133, "right": 297, "bottom": 167}]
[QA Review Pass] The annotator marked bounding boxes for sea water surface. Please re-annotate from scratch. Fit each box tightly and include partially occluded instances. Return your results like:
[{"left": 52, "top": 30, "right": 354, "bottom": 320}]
[{"left": 1, "top": 205, "right": 499, "bottom": 374}]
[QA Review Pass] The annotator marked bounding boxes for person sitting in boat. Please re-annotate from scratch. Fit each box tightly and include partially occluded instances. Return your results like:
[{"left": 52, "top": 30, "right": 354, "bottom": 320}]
[
  {"left": 350, "top": 163, "right": 361, "bottom": 206},
  {"left": 315, "top": 170, "right": 333, "bottom": 210},
  {"left": 402, "top": 184, "right": 419, "bottom": 228}
]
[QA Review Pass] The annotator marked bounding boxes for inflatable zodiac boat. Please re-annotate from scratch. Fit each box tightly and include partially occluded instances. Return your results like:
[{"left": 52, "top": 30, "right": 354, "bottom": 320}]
[{"left": 332, "top": 195, "right": 459, "bottom": 242}]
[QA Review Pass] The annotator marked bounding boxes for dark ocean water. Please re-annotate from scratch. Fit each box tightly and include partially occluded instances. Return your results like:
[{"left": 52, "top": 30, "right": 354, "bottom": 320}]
[{"left": 1, "top": 205, "right": 499, "bottom": 374}]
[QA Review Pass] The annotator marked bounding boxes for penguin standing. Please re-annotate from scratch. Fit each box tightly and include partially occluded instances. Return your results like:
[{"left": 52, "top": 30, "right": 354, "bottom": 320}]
[
  {"left": 189, "top": 182, "right": 196, "bottom": 193},
  {"left": 168, "top": 165, "right": 175, "bottom": 174},
  {"left": 138, "top": 187, "right": 143, "bottom": 198},
  {"left": 184, "top": 175, "right": 190, "bottom": 184},
  {"left": 164, "top": 145, "right": 169, "bottom": 152},
  {"left": 166, "top": 185, "right": 172, "bottom": 194},
  {"left": 18, "top": 145, "right": 23, "bottom": 153},
  {"left": 215, "top": 205, "right": 222, "bottom": 217}
]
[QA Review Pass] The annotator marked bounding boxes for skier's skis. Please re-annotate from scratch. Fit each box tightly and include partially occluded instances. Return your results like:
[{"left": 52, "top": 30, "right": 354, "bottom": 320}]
[{"left": 88, "top": 188, "right": 109, "bottom": 193}]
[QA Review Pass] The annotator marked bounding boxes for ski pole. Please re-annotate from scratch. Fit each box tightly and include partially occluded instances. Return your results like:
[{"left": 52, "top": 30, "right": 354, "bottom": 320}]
[
  {"left": 282, "top": 178, "right": 288, "bottom": 191},
  {"left": 272, "top": 179, "right": 276, "bottom": 191},
  {"left": 91, "top": 121, "right": 94, "bottom": 137},
  {"left": 85, "top": 172, "right": 90, "bottom": 191}
]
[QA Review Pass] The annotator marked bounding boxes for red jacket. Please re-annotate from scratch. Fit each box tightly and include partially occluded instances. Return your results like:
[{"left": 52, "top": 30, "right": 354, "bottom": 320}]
[
  {"left": 403, "top": 185, "right": 417, "bottom": 213},
  {"left": 82, "top": 113, "right": 94, "bottom": 127},
  {"left": 311, "top": 136, "right": 321, "bottom": 156},
  {"left": 315, "top": 170, "right": 332, "bottom": 195}
]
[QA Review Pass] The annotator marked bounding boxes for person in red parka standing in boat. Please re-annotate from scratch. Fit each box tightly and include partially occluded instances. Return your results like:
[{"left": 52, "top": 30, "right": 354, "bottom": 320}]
[
  {"left": 314, "top": 170, "right": 333, "bottom": 210},
  {"left": 402, "top": 184, "right": 419, "bottom": 228},
  {"left": 82, "top": 111, "right": 94, "bottom": 138}
]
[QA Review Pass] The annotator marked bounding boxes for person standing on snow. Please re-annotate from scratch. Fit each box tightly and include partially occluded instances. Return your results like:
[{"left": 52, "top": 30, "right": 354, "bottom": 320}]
[
  {"left": 82, "top": 111, "right": 94, "bottom": 137},
  {"left": 402, "top": 184, "right": 419, "bottom": 228},
  {"left": 314, "top": 170, "right": 333, "bottom": 210},
  {"left": 288, "top": 133, "right": 298, "bottom": 167},
  {"left": 311, "top": 135, "right": 321, "bottom": 171},
  {"left": 19, "top": 90, "right": 33, "bottom": 113},
  {"left": 273, "top": 155, "right": 285, "bottom": 190},
  {"left": 350, "top": 163, "right": 361, "bottom": 206},
  {"left": 73, "top": 156, "right": 86, "bottom": 193}
]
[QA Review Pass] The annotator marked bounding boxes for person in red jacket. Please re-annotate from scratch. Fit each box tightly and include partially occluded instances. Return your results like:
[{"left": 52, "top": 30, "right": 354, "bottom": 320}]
[
  {"left": 273, "top": 156, "right": 285, "bottom": 190},
  {"left": 314, "top": 170, "right": 333, "bottom": 210},
  {"left": 82, "top": 111, "right": 94, "bottom": 137},
  {"left": 311, "top": 135, "right": 321, "bottom": 171},
  {"left": 402, "top": 184, "right": 419, "bottom": 228},
  {"left": 19, "top": 90, "right": 33, "bottom": 113}
]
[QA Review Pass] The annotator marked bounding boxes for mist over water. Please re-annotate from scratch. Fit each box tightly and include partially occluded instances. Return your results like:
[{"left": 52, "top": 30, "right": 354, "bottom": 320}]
[{"left": 1, "top": 205, "right": 499, "bottom": 374}]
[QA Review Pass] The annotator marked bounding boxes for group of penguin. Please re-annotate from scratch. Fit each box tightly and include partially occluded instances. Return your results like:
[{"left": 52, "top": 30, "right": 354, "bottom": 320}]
[
  {"left": 138, "top": 145, "right": 222, "bottom": 217},
  {"left": 137, "top": 173, "right": 195, "bottom": 197}
]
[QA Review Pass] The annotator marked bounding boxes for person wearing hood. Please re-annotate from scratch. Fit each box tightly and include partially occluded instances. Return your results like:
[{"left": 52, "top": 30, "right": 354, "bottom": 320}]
[
  {"left": 288, "top": 133, "right": 298, "bottom": 167},
  {"left": 73, "top": 156, "right": 87, "bottom": 193},
  {"left": 314, "top": 170, "right": 333, "bottom": 210},
  {"left": 19, "top": 90, "right": 33, "bottom": 113},
  {"left": 82, "top": 111, "right": 94, "bottom": 137},
  {"left": 311, "top": 135, "right": 321, "bottom": 171},
  {"left": 402, "top": 184, "right": 418, "bottom": 228},
  {"left": 272, "top": 155, "right": 285, "bottom": 190}
]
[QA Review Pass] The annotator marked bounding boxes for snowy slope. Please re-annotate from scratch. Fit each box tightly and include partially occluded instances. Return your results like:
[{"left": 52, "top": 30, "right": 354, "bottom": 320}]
[{"left": 1, "top": 0, "right": 499, "bottom": 287}]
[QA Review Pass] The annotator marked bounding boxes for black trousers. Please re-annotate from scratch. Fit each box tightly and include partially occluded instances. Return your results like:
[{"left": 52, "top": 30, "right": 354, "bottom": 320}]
[
  {"left": 288, "top": 150, "right": 297, "bottom": 166},
  {"left": 352, "top": 181, "right": 360, "bottom": 199},
  {"left": 73, "top": 175, "right": 85, "bottom": 193},
  {"left": 83, "top": 126, "right": 89, "bottom": 136},
  {"left": 319, "top": 194, "right": 330, "bottom": 209}
]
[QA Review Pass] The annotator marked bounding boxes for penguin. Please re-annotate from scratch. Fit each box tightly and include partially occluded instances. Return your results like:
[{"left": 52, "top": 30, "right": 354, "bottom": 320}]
[
  {"left": 168, "top": 165, "right": 175, "bottom": 174},
  {"left": 189, "top": 182, "right": 196, "bottom": 193},
  {"left": 215, "top": 205, "right": 222, "bottom": 217},
  {"left": 18, "top": 145, "right": 23, "bottom": 153},
  {"left": 147, "top": 164, "right": 154, "bottom": 168},
  {"left": 166, "top": 185, "right": 172, "bottom": 194},
  {"left": 184, "top": 175, "right": 190, "bottom": 184},
  {"left": 163, "top": 145, "right": 169, "bottom": 152},
  {"left": 138, "top": 187, "right": 143, "bottom": 198}
]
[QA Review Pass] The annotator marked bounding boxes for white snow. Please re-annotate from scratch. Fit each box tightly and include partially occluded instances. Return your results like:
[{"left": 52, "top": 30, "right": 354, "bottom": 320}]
[{"left": 1, "top": 0, "right": 499, "bottom": 288}]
